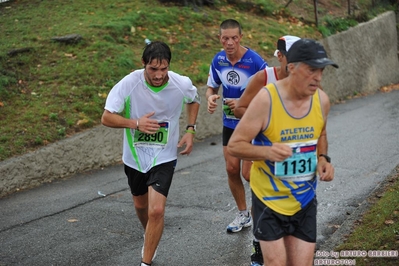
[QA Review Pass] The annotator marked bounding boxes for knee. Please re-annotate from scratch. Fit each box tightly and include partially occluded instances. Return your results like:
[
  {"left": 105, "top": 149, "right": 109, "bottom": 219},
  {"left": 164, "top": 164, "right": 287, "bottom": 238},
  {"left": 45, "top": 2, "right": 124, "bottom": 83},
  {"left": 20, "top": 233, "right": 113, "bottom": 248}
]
[
  {"left": 148, "top": 205, "right": 165, "bottom": 220},
  {"left": 133, "top": 196, "right": 148, "bottom": 212},
  {"left": 134, "top": 202, "right": 147, "bottom": 217},
  {"left": 226, "top": 163, "right": 240, "bottom": 177}
]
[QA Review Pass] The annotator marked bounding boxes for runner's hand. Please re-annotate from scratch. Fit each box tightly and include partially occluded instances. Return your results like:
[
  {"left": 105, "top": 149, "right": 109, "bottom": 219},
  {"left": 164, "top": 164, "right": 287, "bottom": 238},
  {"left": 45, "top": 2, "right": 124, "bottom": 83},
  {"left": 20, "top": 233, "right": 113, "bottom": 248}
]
[
  {"left": 207, "top": 95, "right": 220, "bottom": 114},
  {"left": 267, "top": 143, "right": 292, "bottom": 162},
  {"left": 224, "top": 98, "right": 236, "bottom": 113},
  {"left": 178, "top": 133, "right": 194, "bottom": 155},
  {"left": 137, "top": 112, "right": 159, "bottom": 134},
  {"left": 318, "top": 160, "right": 334, "bottom": 182}
]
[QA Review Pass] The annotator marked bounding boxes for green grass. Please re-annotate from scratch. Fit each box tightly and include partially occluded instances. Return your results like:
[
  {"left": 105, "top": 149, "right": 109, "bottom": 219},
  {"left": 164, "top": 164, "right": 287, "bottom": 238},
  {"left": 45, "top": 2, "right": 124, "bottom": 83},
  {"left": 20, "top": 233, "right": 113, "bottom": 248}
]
[{"left": 335, "top": 166, "right": 399, "bottom": 266}]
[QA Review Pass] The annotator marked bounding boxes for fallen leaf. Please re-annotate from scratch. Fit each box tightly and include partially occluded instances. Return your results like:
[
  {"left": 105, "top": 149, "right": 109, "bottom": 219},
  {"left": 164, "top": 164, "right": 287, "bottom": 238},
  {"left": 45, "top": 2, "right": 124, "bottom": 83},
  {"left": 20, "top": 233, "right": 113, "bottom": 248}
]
[
  {"left": 380, "top": 83, "right": 399, "bottom": 92},
  {"left": 98, "top": 93, "right": 107, "bottom": 98},
  {"left": 384, "top": 219, "right": 394, "bottom": 225},
  {"left": 77, "top": 119, "right": 89, "bottom": 126},
  {"left": 110, "top": 193, "right": 123, "bottom": 199},
  {"left": 328, "top": 224, "right": 341, "bottom": 229}
]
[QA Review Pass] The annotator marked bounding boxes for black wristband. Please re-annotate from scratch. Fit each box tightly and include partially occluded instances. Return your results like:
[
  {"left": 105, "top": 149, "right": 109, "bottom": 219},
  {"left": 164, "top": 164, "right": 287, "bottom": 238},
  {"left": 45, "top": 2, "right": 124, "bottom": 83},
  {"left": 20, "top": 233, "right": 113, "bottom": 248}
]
[
  {"left": 186, "top": 124, "right": 196, "bottom": 131},
  {"left": 319, "top": 154, "right": 331, "bottom": 163}
]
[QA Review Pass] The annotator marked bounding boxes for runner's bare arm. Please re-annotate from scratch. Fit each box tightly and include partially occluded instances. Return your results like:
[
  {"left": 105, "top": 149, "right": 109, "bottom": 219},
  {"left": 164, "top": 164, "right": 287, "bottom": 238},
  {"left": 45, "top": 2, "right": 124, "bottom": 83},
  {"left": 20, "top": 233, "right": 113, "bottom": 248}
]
[
  {"left": 178, "top": 97, "right": 200, "bottom": 155},
  {"left": 235, "top": 70, "right": 265, "bottom": 118},
  {"left": 228, "top": 89, "right": 292, "bottom": 161},
  {"left": 101, "top": 110, "right": 137, "bottom": 129},
  {"left": 317, "top": 89, "right": 331, "bottom": 156},
  {"left": 101, "top": 110, "right": 159, "bottom": 134},
  {"left": 317, "top": 89, "right": 334, "bottom": 181}
]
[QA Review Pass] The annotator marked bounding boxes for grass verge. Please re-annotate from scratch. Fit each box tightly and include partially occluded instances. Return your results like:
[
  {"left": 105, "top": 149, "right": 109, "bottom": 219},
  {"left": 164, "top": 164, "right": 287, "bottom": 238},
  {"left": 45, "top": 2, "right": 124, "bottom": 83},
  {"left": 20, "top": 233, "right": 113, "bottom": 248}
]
[{"left": 334, "top": 165, "right": 399, "bottom": 266}]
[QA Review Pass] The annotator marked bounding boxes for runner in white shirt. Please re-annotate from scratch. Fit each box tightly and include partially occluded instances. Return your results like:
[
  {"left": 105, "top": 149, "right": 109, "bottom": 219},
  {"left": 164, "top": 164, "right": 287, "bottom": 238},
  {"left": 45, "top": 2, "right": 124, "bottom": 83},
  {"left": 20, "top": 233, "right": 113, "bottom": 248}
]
[
  {"left": 102, "top": 41, "right": 200, "bottom": 266},
  {"left": 105, "top": 69, "right": 198, "bottom": 172}
]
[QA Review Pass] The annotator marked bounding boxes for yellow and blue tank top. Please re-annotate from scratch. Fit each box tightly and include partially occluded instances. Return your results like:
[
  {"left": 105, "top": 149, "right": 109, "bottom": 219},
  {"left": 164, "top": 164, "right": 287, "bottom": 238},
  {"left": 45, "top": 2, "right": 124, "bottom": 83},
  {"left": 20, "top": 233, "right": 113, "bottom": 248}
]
[{"left": 250, "top": 83, "right": 325, "bottom": 216}]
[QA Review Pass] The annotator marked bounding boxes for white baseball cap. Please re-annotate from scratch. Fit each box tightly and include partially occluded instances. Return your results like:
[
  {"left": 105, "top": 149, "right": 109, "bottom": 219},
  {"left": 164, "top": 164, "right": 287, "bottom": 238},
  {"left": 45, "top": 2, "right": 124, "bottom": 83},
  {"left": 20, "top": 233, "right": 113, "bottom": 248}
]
[{"left": 273, "top": 35, "right": 300, "bottom": 57}]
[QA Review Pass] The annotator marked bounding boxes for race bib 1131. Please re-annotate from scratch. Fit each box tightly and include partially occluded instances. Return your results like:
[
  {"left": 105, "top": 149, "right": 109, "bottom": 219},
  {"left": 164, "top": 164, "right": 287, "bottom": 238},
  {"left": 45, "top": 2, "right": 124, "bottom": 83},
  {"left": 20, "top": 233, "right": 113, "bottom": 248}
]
[{"left": 274, "top": 140, "right": 318, "bottom": 181}]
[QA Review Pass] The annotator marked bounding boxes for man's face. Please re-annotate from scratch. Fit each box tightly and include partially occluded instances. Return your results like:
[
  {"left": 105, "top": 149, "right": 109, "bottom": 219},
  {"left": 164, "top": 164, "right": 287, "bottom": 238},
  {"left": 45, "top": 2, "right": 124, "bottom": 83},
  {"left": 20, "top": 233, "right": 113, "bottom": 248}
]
[
  {"left": 219, "top": 28, "right": 242, "bottom": 56},
  {"left": 143, "top": 59, "right": 169, "bottom": 87},
  {"left": 292, "top": 63, "right": 324, "bottom": 94}
]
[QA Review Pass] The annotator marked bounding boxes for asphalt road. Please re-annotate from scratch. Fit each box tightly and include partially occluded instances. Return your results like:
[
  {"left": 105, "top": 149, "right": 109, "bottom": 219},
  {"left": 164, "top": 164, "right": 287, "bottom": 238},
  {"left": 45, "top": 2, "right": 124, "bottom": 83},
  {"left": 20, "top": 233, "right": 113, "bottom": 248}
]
[{"left": 1, "top": 90, "right": 398, "bottom": 266}]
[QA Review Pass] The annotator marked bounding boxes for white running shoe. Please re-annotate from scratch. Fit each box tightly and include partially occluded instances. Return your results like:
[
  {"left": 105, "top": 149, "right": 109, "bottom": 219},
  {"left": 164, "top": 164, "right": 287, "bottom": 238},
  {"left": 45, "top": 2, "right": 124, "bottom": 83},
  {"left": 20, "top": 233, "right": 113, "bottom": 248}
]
[{"left": 226, "top": 212, "right": 252, "bottom": 233}]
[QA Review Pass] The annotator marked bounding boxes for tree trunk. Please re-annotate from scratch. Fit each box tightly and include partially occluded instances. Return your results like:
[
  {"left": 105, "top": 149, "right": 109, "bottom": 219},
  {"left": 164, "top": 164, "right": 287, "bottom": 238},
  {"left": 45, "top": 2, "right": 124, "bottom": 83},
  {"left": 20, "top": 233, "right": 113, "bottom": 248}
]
[
  {"left": 314, "top": 0, "right": 319, "bottom": 26},
  {"left": 348, "top": 0, "right": 351, "bottom": 15},
  {"left": 284, "top": 0, "right": 294, "bottom": 8}
]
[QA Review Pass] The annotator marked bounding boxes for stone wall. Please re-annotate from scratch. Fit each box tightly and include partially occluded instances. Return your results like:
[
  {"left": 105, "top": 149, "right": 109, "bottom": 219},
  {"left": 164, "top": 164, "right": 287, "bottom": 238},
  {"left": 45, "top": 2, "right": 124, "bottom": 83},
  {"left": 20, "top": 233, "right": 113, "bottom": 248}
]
[
  {"left": 319, "top": 12, "right": 399, "bottom": 102},
  {"left": 1, "top": 11, "right": 398, "bottom": 198}
]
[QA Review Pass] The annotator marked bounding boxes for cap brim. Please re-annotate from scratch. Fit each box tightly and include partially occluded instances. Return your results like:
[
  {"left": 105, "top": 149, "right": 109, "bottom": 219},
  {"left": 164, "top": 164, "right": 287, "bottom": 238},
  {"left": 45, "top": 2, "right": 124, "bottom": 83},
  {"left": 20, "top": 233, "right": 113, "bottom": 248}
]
[{"left": 305, "top": 58, "right": 339, "bottom": 68}]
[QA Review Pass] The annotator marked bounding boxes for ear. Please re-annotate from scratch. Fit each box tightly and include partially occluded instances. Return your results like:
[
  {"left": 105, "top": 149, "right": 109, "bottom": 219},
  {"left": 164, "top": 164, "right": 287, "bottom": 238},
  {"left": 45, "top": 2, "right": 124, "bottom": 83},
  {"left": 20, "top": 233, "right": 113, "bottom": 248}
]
[{"left": 287, "top": 63, "right": 295, "bottom": 73}]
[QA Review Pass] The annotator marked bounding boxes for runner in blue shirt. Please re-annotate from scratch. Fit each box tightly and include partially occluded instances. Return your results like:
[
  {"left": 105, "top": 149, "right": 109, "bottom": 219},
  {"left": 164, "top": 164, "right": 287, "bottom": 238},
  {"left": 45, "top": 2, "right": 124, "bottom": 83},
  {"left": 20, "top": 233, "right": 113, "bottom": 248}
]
[{"left": 205, "top": 19, "right": 267, "bottom": 266}]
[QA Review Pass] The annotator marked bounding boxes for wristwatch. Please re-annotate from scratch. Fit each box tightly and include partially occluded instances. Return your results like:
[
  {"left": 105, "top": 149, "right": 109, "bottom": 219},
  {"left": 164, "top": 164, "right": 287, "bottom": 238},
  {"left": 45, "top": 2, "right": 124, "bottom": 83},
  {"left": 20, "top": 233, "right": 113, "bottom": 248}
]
[
  {"left": 319, "top": 154, "right": 331, "bottom": 163},
  {"left": 186, "top": 124, "right": 196, "bottom": 131}
]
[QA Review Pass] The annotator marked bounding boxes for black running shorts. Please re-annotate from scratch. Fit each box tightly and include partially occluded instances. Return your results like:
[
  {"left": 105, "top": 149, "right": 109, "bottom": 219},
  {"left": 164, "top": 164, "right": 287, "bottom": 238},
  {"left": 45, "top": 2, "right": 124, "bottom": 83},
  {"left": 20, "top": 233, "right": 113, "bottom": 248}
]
[
  {"left": 252, "top": 191, "right": 317, "bottom": 243},
  {"left": 124, "top": 160, "right": 177, "bottom": 197},
  {"left": 222, "top": 126, "right": 234, "bottom": 146}
]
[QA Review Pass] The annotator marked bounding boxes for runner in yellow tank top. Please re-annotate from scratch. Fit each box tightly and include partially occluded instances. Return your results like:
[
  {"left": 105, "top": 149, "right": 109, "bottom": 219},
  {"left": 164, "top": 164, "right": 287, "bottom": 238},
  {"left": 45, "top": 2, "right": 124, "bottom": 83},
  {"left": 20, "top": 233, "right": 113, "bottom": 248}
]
[
  {"left": 227, "top": 39, "right": 338, "bottom": 266},
  {"left": 251, "top": 82, "right": 324, "bottom": 216}
]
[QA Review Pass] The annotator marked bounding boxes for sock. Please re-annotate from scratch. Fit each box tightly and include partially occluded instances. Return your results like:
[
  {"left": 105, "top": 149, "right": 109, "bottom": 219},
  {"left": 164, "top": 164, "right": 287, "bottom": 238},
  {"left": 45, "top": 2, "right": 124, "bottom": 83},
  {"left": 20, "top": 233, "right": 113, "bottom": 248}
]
[{"left": 239, "top": 209, "right": 249, "bottom": 217}]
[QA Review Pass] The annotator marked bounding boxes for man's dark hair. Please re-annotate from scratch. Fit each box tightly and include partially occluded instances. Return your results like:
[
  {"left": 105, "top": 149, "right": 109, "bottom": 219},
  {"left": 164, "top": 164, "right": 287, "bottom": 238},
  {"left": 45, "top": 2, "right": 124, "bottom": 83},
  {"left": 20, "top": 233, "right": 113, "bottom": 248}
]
[
  {"left": 142, "top": 41, "right": 172, "bottom": 66},
  {"left": 219, "top": 19, "right": 242, "bottom": 35}
]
